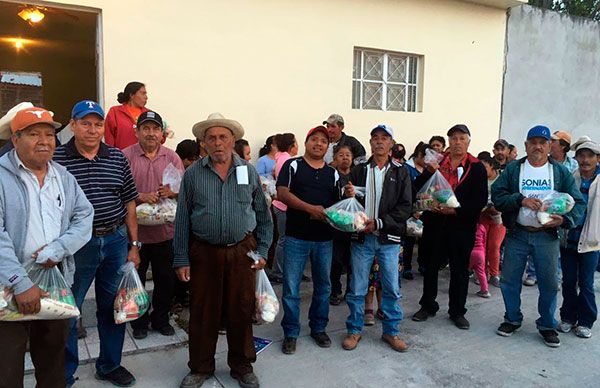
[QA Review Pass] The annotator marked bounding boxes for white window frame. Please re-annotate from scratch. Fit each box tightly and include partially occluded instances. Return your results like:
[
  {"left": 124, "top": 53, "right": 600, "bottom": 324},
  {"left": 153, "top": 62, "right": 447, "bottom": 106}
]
[{"left": 352, "top": 47, "right": 420, "bottom": 112}]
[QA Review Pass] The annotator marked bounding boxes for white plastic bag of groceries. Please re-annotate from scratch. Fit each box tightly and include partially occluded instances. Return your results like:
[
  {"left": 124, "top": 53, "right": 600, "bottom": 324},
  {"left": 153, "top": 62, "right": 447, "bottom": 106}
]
[
  {"left": 114, "top": 262, "right": 150, "bottom": 324},
  {"left": 136, "top": 199, "right": 177, "bottom": 225},
  {"left": 0, "top": 265, "right": 80, "bottom": 321},
  {"left": 415, "top": 170, "right": 460, "bottom": 211},
  {"left": 247, "top": 251, "right": 279, "bottom": 324},
  {"left": 406, "top": 217, "right": 424, "bottom": 238},
  {"left": 536, "top": 191, "right": 575, "bottom": 225},
  {"left": 324, "top": 197, "right": 369, "bottom": 233}
]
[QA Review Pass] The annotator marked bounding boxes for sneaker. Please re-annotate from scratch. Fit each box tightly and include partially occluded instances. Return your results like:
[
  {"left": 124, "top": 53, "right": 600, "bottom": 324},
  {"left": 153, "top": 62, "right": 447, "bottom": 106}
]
[
  {"left": 281, "top": 337, "right": 296, "bottom": 354},
  {"left": 402, "top": 270, "right": 414, "bottom": 280},
  {"left": 342, "top": 333, "right": 361, "bottom": 350},
  {"left": 539, "top": 330, "right": 560, "bottom": 347},
  {"left": 574, "top": 326, "right": 592, "bottom": 338},
  {"left": 476, "top": 290, "right": 491, "bottom": 298},
  {"left": 473, "top": 277, "right": 480, "bottom": 285},
  {"left": 523, "top": 277, "right": 537, "bottom": 286},
  {"left": 412, "top": 308, "right": 436, "bottom": 322},
  {"left": 557, "top": 321, "right": 574, "bottom": 333},
  {"left": 95, "top": 366, "right": 136, "bottom": 387},
  {"left": 381, "top": 334, "right": 408, "bottom": 352},
  {"left": 496, "top": 322, "right": 520, "bottom": 337},
  {"left": 180, "top": 372, "right": 212, "bottom": 388},
  {"left": 364, "top": 311, "right": 375, "bottom": 326},
  {"left": 230, "top": 371, "right": 259, "bottom": 388},
  {"left": 329, "top": 293, "right": 342, "bottom": 306},
  {"left": 132, "top": 327, "right": 148, "bottom": 339},
  {"left": 153, "top": 324, "right": 176, "bottom": 336},
  {"left": 450, "top": 315, "right": 470, "bottom": 330},
  {"left": 490, "top": 276, "right": 501, "bottom": 288},
  {"left": 310, "top": 332, "right": 331, "bottom": 348}
]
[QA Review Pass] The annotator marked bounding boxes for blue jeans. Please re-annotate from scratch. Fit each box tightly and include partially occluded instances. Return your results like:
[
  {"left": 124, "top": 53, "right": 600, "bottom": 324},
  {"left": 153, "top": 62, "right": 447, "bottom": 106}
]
[
  {"left": 500, "top": 227, "right": 559, "bottom": 330},
  {"left": 65, "top": 226, "right": 129, "bottom": 384},
  {"left": 560, "top": 247, "right": 600, "bottom": 328},
  {"left": 281, "top": 236, "right": 332, "bottom": 338},
  {"left": 346, "top": 235, "right": 402, "bottom": 336}
]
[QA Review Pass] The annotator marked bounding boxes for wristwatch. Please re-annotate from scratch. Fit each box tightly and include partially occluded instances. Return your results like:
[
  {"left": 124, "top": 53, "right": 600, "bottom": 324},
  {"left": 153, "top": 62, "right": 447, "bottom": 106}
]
[{"left": 131, "top": 240, "right": 143, "bottom": 249}]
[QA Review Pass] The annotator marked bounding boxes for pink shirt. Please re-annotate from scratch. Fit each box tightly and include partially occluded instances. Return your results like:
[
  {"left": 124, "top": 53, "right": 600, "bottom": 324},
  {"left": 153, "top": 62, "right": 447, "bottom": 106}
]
[
  {"left": 122, "top": 143, "right": 185, "bottom": 244},
  {"left": 273, "top": 151, "right": 292, "bottom": 212}
]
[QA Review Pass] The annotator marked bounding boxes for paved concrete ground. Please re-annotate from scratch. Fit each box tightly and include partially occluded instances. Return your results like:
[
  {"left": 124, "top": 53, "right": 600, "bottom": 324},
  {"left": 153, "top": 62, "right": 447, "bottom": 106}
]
[{"left": 25, "top": 270, "right": 600, "bottom": 387}]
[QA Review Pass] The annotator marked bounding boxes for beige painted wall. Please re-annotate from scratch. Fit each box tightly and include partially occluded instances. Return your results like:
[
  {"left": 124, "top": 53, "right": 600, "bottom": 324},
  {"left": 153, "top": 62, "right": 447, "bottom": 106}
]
[{"left": 51, "top": 0, "right": 509, "bottom": 158}]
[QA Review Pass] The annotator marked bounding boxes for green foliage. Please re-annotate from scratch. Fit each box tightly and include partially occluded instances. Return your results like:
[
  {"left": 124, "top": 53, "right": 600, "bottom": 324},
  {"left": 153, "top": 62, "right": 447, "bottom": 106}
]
[{"left": 528, "top": 0, "right": 600, "bottom": 21}]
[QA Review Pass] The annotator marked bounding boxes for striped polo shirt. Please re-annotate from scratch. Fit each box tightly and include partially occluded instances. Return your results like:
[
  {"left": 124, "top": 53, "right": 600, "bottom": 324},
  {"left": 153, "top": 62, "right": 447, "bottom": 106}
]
[{"left": 53, "top": 138, "right": 138, "bottom": 229}]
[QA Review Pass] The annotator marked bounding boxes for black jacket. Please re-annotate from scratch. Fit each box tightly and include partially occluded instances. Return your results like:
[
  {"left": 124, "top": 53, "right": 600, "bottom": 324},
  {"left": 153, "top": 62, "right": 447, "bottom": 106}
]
[
  {"left": 414, "top": 153, "right": 488, "bottom": 230},
  {"left": 348, "top": 157, "right": 412, "bottom": 244}
]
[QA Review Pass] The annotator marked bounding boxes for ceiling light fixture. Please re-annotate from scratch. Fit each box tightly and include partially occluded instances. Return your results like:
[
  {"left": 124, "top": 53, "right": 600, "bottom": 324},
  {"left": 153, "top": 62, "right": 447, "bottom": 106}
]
[{"left": 18, "top": 7, "right": 45, "bottom": 24}]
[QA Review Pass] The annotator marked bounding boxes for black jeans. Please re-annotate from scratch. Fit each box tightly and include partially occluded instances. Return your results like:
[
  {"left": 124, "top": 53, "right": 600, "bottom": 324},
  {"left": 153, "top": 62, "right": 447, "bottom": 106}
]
[
  {"left": 131, "top": 239, "right": 175, "bottom": 330},
  {"left": 402, "top": 235, "right": 417, "bottom": 271},
  {"left": 330, "top": 231, "right": 351, "bottom": 296},
  {"left": 419, "top": 220, "right": 475, "bottom": 317}
]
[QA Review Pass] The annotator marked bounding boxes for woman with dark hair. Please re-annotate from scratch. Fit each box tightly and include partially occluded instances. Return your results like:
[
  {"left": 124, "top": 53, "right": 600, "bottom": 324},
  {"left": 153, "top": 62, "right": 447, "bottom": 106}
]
[
  {"left": 391, "top": 143, "right": 406, "bottom": 164},
  {"left": 428, "top": 135, "right": 446, "bottom": 154},
  {"left": 256, "top": 135, "right": 278, "bottom": 178},
  {"left": 234, "top": 139, "right": 252, "bottom": 161},
  {"left": 269, "top": 133, "right": 298, "bottom": 283},
  {"left": 105, "top": 81, "right": 150, "bottom": 149}
]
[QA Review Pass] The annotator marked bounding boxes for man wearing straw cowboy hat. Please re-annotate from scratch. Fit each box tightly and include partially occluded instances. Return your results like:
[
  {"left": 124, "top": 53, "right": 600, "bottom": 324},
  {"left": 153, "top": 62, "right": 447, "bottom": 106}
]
[{"left": 174, "top": 113, "right": 273, "bottom": 388}]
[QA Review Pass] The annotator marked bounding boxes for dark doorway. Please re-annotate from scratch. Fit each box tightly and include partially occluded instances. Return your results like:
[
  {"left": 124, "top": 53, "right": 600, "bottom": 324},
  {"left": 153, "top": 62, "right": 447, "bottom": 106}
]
[{"left": 0, "top": 1, "right": 99, "bottom": 125}]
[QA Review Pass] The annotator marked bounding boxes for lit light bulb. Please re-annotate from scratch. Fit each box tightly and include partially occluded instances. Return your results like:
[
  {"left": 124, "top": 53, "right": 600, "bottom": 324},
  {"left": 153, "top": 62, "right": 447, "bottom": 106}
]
[{"left": 15, "top": 40, "right": 23, "bottom": 49}]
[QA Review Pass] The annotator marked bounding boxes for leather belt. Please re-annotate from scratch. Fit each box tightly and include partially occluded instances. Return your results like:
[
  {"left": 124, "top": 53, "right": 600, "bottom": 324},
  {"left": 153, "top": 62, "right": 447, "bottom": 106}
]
[
  {"left": 517, "top": 224, "right": 546, "bottom": 233},
  {"left": 192, "top": 233, "right": 252, "bottom": 247},
  {"left": 93, "top": 220, "right": 125, "bottom": 237}
]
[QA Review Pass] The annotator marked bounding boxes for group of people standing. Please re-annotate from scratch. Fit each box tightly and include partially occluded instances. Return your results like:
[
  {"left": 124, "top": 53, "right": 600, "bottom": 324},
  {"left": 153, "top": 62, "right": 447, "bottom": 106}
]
[{"left": 0, "top": 79, "right": 598, "bottom": 388}]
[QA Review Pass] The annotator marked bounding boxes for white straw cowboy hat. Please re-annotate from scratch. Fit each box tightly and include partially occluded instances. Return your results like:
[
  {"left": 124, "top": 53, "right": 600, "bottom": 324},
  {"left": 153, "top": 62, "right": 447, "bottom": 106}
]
[
  {"left": 0, "top": 102, "right": 34, "bottom": 140},
  {"left": 192, "top": 112, "right": 244, "bottom": 141}
]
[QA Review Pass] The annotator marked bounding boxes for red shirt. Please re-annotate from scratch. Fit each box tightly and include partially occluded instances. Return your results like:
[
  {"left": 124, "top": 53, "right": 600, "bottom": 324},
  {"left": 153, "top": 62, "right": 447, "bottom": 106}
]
[
  {"left": 104, "top": 104, "right": 150, "bottom": 149},
  {"left": 122, "top": 143, "right": 185, "bottom": 244},
  {"left": 439, "top": 153, "right": 478, "bottom": 190}
]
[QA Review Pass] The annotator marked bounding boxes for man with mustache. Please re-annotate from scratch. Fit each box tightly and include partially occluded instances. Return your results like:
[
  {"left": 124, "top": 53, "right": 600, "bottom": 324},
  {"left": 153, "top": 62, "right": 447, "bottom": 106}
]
[
  {"left": 412, "top": 124, "right": 488, "bottom": 330},
  {"left": 342, "top": 124, "right": 412, "bottom": 352},
  {"left": 54, "top": 100, "right": 140, "bottom": 387},
  {"left": 492, "top": 125, "right": 585, "bottom": 347},
  {"left": 556, "top": 138, "right": 600, "bottom": 338},
  {"left": 0, "top": 107, "right": 93, "bottom": 388},
  {"left": 123, "top": 111, "right": 185, "bottom": 339},
  {"left": 277, "top": 126, "right": 340, "bottom": 355}
]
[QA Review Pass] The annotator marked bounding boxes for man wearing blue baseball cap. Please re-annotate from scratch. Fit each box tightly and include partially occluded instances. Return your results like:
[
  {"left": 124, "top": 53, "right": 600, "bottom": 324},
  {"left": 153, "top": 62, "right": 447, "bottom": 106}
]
[
  {"left": 55, "top": 100, "right": 141, "bottom": 387},
  {"left": 491, "top": 125, "right": 585, "bottom": 348}
]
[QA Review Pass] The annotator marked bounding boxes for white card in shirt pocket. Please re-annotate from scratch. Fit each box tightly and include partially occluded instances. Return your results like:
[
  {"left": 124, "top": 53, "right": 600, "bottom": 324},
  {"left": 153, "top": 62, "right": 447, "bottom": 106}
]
[{"left": 236, "top": 165, "right": 249, "bottom": 185}]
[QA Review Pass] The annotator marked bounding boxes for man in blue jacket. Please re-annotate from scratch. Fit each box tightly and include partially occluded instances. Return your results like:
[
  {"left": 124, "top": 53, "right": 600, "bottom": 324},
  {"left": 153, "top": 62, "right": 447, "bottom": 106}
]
[{"left": 492, "top": 125, "right": 585, "bottom": 348}]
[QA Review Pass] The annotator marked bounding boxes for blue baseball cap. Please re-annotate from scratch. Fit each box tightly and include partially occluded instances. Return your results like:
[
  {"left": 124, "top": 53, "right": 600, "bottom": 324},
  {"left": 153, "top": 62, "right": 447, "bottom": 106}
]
[
  {"left": 370, "top": 124, "right": 394, "bottom": 138},
  {"left": 71, "top": 100, "right": 105, "bottom": 119},
  {"left": 526, "top": 125, "right": 551, "bottom": 140}
]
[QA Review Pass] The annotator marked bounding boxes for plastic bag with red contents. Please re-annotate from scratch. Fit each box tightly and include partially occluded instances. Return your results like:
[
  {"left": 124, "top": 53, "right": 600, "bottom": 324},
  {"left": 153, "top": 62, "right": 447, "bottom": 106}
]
[{"left": 114, "top": 262, "right": 150, "bottom": 324}]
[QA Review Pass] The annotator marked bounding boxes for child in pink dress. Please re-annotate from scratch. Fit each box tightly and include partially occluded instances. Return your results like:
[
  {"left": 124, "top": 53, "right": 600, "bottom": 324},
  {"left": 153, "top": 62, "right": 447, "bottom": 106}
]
[{"left": 470, "top": 223, "right": 491, "bottom": 298}]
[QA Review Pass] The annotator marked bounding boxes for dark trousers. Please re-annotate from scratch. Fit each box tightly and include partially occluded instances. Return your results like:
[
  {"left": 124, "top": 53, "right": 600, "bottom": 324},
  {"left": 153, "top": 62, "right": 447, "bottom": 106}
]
[
  {"left": 419, "top": 220, "right": 475, "bottom": 317},
  {"left": 132, "top": 239, "right": 176, "bottom": 330},
  {"left": 402, "top": 236, "right": 417, "bottom": 271},
  {"left": 0, "top": 319, "right": 69, "bottom": 388},
  {"left": 560, "top": 247, "right": 600, "bottom": 328},
  {"left": 188, "top": 234, "right": 257, "bottom": 375},
  {"left": 330, "top": 232, "right": 352, "bottom": 296}
]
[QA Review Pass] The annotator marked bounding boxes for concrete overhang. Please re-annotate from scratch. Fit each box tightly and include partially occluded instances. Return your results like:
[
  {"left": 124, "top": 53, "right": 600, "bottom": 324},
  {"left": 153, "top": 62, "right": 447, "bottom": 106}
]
[{"left": 461, "top": 0, "right": 527, "bottom": 9}]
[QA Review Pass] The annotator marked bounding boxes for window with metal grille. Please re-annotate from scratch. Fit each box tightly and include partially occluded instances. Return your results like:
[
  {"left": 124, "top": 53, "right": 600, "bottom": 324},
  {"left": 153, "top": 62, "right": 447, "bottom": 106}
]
[{"left": 352, "top": 48, "right": 420, "bottom": 112}]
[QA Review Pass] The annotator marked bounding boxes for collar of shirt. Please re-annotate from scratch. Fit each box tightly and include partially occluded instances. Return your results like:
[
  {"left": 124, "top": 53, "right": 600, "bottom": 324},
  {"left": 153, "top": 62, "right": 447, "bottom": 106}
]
[
  {"left": 14, "top": 153, "right": 56, "bottom": 181},
  {"left": 440, "top": 153, "right": 470, "bottom": 190},
  {"left": 131, "top": 142, "right": 168, "bottom": 159},
  {"left": 201, "top": 153, "right": 245, "bottom": 177},
  {"left": 65, "top": 137, "right": 110, "bottom": 159}
]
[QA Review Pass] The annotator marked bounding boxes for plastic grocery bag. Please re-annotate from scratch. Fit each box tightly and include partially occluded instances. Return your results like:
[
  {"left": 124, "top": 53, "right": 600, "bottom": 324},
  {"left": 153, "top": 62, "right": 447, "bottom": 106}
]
[
  {"left": 415, "top": 170, "right": 460, "bottom": 211},
  {"left": 248, "top": 251, "right": 279, "bottom": 324},
  {"left": 260, "top": 176, "right": 277, "bottom": 197},
  {"left": 406, "top": 217, "right": 424, "bottom": 238},
  {"left": 325, "top": 197, "right": 369, "bottom": 233},
  {"left": 136, "top": 199, "right": 177, "bottom": 225},
  {"left": 424, "top": 149, "right": 444, "bottom": 165},
  {"left": 114, "top": 262, "right": 150, "bottom": 324},
  {"left": 0, "top": 264, "right": 80, "bottom": 321},
  {"left": 162, "top": 162, "right": 183, "bottom": 193},
  {"left": 536, "top": 191, "right": 575, "bottom": 225}
]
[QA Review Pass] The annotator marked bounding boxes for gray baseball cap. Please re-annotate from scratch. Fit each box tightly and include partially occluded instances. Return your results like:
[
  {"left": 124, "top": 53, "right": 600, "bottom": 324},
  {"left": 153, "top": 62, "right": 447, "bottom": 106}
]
[{"left": 322, "top": 113, "right": 344, "bottom": 126}]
